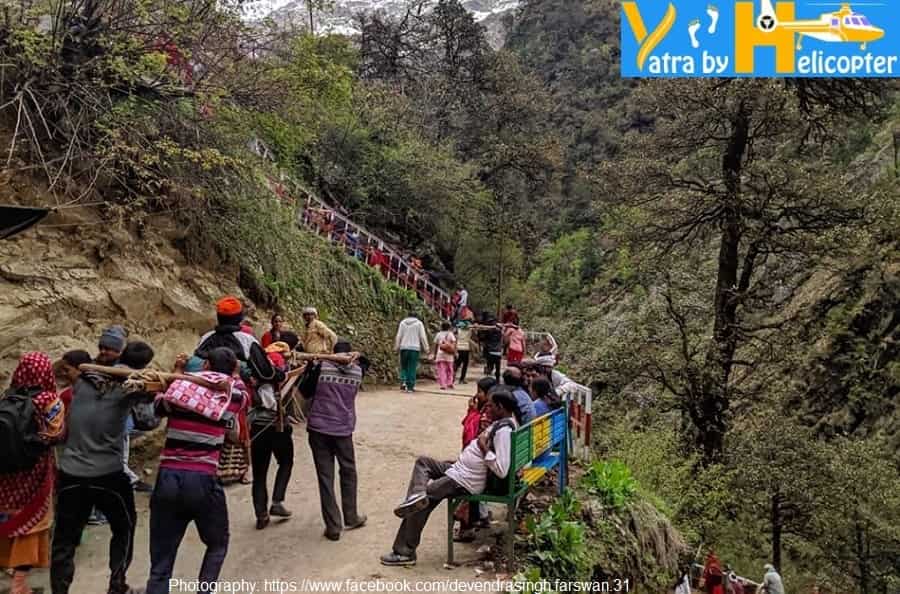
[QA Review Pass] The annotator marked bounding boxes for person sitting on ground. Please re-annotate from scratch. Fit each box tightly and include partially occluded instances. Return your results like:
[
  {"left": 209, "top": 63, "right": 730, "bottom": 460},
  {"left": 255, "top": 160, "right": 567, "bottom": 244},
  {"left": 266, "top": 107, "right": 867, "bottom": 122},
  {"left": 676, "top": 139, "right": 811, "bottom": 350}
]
[
  {"left": 52, "top": 330, "right": 155, "bottom": 594},
  {"left": 502, "top": 367, "right": 536, "bottom": 425},
  {"left": 530, "top": 376, "right": 558, "bottom": 418},
  {"left": 301, "top": 307, "right": 338, "bottom": 355},
  {"left": 306, "top": 340, "right": 367, "bottom": 541},
  {"left": 145, "top": 347, "right": 249, "bottom": 594},
  {"left": 1, "top": 352, "right": 65, "bottom": 594},
  {"left": 261, "top": 313, "right": 285, "bottom": 348},
  {"left": 380, "top": 387, "right": 520, "bottom": 567}
]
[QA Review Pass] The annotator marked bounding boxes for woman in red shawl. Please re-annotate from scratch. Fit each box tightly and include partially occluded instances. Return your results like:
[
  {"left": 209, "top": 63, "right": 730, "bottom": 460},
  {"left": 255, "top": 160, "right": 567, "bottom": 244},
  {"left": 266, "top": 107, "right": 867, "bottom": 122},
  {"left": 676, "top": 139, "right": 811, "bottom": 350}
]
[
  {"left": 0, "top": 352, "right": 65, "bottom": 594},
  {"left": 702, "top": 551, "right": 725, "bottom": 594}
]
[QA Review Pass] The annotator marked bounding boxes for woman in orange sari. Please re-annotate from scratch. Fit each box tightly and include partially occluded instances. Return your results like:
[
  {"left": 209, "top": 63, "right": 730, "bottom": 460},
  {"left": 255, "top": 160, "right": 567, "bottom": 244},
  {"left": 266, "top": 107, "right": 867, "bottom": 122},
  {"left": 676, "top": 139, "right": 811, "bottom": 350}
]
[{"left": 0, "top": 352, "right": 65, "bottom": 594}]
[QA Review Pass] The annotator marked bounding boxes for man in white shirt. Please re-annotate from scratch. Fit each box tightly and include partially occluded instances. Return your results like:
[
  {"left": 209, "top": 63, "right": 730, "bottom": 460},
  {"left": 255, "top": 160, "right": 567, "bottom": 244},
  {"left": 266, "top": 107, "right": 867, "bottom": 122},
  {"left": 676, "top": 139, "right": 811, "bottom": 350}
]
[{"left": 380, "top": 388, "right": 519, "bottom": 567}]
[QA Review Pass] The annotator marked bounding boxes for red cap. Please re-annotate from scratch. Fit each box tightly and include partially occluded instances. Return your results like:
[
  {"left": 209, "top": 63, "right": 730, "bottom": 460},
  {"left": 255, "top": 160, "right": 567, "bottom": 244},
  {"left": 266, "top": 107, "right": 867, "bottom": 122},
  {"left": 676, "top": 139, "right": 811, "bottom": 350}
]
[{"left": 216, "top": 296, "right": 243, "bottom": 316}]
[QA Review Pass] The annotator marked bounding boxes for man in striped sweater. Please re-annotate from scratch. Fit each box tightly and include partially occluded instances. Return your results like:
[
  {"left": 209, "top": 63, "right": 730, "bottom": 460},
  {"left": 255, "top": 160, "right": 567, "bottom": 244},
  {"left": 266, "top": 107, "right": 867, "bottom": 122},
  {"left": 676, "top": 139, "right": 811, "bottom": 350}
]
[{"left": 144, "top": 348, "right": 249, "bottom": 594}]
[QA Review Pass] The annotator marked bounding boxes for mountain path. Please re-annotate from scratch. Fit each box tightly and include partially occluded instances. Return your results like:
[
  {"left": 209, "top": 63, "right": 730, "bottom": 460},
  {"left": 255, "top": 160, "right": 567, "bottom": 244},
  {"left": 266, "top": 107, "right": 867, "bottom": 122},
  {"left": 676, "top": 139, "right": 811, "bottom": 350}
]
[{"left": 30, "top": 382, "right": 501, "bottom": 593}]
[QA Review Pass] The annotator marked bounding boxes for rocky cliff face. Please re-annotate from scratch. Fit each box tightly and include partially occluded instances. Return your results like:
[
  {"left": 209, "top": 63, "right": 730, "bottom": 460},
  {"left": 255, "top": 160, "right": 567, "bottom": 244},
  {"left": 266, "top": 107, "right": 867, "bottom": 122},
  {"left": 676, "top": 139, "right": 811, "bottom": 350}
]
[{"left": 0, "top": 203, "right": 253, "bottom": 382}]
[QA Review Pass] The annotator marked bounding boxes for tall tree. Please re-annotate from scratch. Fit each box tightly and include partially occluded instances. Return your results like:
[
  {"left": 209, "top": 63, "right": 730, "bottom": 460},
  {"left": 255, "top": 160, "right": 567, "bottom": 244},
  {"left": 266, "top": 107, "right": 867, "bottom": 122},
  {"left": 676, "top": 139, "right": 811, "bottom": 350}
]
[{"left": 604, "top": 79, "right": 885, "bottom": 463}]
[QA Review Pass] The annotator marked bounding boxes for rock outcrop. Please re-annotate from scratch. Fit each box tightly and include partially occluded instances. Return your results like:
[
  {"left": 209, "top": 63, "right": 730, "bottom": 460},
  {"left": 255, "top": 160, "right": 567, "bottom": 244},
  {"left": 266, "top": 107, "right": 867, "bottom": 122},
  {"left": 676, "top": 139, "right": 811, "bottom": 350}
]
[{"left": 0, "top": 205, "right": 253, "bottom": 381}]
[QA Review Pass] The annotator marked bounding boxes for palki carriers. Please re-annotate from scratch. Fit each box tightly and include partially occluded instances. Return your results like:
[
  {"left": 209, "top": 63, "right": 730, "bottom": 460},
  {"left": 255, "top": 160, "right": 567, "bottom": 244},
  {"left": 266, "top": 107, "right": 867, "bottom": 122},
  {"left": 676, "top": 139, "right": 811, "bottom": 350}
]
[{"left": 159, "top": 371, "right": 235, "bottom": 421}]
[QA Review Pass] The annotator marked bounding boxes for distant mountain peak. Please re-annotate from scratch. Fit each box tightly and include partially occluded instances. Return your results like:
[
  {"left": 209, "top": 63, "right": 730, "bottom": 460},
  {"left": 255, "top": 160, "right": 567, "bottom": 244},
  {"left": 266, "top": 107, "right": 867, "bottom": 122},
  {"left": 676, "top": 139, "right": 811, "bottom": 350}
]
[{"left": 241, "top": 0, "right": 517, "bottom": 47}]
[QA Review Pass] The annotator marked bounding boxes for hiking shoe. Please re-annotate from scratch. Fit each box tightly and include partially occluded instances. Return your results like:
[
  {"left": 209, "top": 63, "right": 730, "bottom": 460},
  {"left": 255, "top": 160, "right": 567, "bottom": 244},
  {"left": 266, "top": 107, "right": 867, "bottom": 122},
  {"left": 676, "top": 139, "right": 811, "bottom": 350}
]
[
  {"left": 345, "top": 515, "right": 367, "bottom": 530},
  {"left": 380, "top": 552, "right": 416, "bottom": 567},
  {"left": 270, "top": 503, "right": 292, "bottom": 518},
  {"left": 256, "top": 516, "right": 270, "bottom": 530},
  {"left": 400, "top": 385, "right": 408, "bottom": 392},
  {"left": 394, "top": 493, "right": 428, "bottom": 518},
  {"left": 324, "top": 530, "right": 341, "bottom": 541},
  {"left": 132, "top": 481, "right": 153, "bottom": 493}
]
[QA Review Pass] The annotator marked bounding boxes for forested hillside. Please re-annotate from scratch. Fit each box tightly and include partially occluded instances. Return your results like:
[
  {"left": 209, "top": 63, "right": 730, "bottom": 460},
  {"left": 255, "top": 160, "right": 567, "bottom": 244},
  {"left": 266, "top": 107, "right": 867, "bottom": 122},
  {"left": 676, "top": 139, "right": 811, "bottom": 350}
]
[
  {"left": 504, "top": 1, "right": 900, "bottom": 591},
  {"left": 1, "top": 0, "right": 898, "bottom": 592}
]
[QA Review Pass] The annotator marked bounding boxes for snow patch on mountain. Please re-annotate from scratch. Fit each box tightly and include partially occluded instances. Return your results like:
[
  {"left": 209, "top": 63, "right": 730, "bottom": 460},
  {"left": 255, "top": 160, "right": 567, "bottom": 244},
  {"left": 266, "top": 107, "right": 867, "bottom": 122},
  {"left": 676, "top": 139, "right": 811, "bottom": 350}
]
[{"left": 242, "top": 0, "right": 518, "bottom": 47}]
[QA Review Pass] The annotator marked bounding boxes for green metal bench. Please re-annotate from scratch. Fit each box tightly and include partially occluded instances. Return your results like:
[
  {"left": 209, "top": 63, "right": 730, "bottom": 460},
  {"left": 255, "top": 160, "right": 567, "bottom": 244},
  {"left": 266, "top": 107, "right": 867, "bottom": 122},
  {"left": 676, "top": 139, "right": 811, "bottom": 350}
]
[{"left": 446, "top": 406, "right": 569, "bottom": 567}]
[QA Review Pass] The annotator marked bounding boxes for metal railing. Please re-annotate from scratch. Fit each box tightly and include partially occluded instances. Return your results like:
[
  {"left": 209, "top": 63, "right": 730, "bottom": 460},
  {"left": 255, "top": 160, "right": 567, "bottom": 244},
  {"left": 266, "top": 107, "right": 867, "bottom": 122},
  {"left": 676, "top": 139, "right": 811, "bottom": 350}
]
[
  {"left": 294, "top": 191, "right": 453, "bottom": 319},
  {"left": 561, "top": 383, "right": 593, "bottom": 460},
  {"left": 285, "top": 184, "right": 597, "bottom": 458}
]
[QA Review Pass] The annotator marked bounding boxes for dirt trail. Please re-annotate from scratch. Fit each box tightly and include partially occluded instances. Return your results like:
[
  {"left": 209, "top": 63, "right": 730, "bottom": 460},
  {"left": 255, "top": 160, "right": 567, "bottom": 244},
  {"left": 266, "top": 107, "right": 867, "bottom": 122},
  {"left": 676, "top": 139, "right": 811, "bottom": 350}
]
[{"left": 26, "top": 382, "right": 499, "bottom": 594}]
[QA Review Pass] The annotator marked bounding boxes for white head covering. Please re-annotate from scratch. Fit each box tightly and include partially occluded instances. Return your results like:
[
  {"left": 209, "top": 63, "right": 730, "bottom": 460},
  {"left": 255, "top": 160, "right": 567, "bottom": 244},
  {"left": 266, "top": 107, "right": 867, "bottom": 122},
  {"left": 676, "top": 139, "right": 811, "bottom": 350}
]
[
  {"left": 302, "top": 307, "right": 318, "bottom": 316},
  {"left": 534, "top": 355, "right": 555, "bottom": 368}
]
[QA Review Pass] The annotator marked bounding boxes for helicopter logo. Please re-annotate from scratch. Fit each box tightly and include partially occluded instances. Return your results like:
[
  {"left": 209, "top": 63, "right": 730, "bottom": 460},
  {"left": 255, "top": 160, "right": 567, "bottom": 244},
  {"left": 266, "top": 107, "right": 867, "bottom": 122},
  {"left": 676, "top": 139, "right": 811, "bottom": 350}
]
[{"left": 756, "top": 0, "right": 885, "bottom": 50}]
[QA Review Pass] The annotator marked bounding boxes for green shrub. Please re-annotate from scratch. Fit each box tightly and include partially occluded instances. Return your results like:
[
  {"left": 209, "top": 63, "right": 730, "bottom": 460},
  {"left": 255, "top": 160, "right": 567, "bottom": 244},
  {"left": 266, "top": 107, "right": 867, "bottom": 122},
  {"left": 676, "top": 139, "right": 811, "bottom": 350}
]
[
  {"left": 580, "top": 460, "right": 638, "bottom": 509},
  {"left": 523, "top": 490, "right": 591, "bottom": 581}
]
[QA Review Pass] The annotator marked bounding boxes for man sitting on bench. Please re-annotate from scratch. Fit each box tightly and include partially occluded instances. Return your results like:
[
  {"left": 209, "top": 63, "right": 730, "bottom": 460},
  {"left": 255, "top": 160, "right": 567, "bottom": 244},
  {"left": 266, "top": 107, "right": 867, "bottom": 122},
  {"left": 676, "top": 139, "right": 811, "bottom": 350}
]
[{"left": 380, "top": 387, "right": 520, "bottom": 567}]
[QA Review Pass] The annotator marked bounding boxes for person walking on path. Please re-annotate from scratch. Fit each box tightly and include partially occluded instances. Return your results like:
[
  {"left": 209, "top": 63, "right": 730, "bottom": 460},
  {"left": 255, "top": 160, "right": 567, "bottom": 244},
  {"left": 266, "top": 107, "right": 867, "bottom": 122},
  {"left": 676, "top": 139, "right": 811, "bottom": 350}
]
[
  {"left": 250, "top": 349, "right": 294, "bottom": 531},
  {"left": 432, "top": 322, "right": 457, "bottom": 391},
  {"left": 702, "top": 551, "right": 725, "bottom": 594},
  {"left": 501, "top": 304, "right": 519, "bottom": 326},
  {"left": 395, "top": 312, "right": 429, "bottom": 392},
  {"left": 1, "top": 353, "right": 65, "bottom": 594},
  {"left": 51, "top": 330, "right": 155, "bottom": 594},
  {"left": 145, "top": 348, "right": 249, "bottom": 594},
  {"left": 454, "top": 321, "right": 473, "bottom": 385},
  {"left": 477, "top": 317, "right": 503, "bottom": 381},
  {"left": 380, "top": 388, "right": 519, "bottom": 567},
  {"left": 760, "top": 564, "right": 784, "bottom": 594},
  {"left": 261, "top": 313, "right": 285, "bottom": 348},
  {"left": 306, "top": 341, "right": 367, "bottom": 541},
  {"left": 504, "top": 323, "right": 526, "bottom": 365},
  {"left": 301, "top": 307, "right": 338, "bottom": 355}
]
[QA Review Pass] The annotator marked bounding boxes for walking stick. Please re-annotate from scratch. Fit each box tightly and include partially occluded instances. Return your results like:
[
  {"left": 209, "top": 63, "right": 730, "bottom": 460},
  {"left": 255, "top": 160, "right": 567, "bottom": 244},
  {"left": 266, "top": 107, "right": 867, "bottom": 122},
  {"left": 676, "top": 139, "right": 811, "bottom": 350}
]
[{"left": 78, "top": 364, "right": 231, "bottom": 393}]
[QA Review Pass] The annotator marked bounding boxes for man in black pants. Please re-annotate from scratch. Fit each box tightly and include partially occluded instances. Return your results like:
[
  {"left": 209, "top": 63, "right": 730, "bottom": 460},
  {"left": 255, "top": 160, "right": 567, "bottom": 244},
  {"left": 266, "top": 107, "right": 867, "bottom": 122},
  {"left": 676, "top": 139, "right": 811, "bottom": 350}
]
[
  {"left": 51, "top": 329, "right": 152, "bottom": 594},
  {"left": 454, "top": 321, "right": 472, "bottom": 384},
  {"left": 250, "top": 380, "right": 294, "bottom": 529},
  {"left": 478, "top": 317, "right": 503, "bottom": 381}
]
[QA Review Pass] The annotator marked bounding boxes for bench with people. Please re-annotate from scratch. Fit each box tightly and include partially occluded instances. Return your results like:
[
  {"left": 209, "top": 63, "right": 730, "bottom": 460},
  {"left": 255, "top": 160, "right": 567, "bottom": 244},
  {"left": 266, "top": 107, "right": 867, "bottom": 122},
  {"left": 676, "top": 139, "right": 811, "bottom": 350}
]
[{"left": 380, "top": 348, "right": 570, "bottom": 569}]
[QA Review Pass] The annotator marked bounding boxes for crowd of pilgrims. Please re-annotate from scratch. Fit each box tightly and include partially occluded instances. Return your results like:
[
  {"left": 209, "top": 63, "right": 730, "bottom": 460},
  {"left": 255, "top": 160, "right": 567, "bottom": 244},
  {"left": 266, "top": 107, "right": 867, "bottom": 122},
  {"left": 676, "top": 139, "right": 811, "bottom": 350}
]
[{"left": 0, "top": 294, "right": 576, "bottom": 593}]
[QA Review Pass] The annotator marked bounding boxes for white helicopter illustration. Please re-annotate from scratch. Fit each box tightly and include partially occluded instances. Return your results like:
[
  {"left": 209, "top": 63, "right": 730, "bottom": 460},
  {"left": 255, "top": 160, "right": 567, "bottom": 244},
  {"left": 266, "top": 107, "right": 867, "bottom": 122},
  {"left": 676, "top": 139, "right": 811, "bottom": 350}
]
[{"left": 756, "top": 0, "right": 885, "bottom": 50}]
